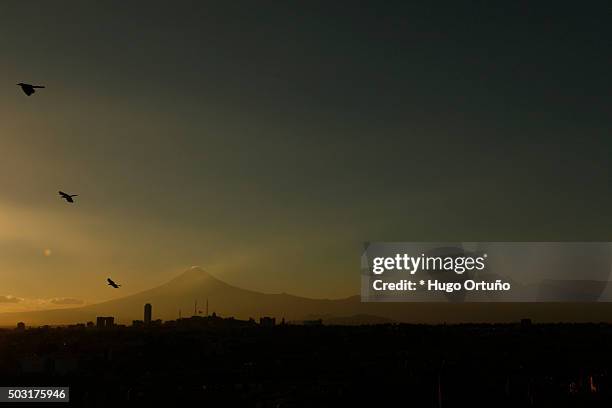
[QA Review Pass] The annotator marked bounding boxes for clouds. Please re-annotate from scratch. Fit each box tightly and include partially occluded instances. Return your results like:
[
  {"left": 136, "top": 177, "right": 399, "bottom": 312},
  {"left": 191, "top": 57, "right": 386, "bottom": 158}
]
[
  {"left": 0, "top": 295, "right": 22, "bottom": 303},
  {"left": 49, "top": 297, "right": 84, "bottom": 305},
  {"left": 0, "top": 296, "right": 84, "bottom": 313}
]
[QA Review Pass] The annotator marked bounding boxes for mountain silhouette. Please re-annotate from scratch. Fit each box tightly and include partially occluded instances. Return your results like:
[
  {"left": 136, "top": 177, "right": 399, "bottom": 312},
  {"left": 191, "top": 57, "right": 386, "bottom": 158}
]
[
  {"left": 2, "top": 267, "right": 612, "bottom": 326},
  {"left": 87, "top": 266, "right": 363, "bottom": 322},
  {"left": 0, "top": 268, "right": 364, "bottom": 325}
]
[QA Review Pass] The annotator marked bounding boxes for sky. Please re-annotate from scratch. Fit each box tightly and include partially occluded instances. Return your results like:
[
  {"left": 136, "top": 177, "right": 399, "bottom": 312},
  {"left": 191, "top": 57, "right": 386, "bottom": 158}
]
[{"left": 0, "top": 1, "right": 610, "bottom": 311}]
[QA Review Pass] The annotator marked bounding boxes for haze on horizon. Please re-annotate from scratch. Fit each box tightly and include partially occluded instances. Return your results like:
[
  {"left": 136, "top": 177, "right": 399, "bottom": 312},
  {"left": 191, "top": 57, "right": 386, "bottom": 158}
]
[{"left": 0, "top": 1, "right": 610, "bottom": 314}]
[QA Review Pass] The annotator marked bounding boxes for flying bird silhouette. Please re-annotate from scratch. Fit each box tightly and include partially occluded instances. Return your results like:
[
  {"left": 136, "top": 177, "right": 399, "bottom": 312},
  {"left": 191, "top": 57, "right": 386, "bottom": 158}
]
[
  {"left": 107, "top": 278, "right": 121, "bottom": 288},
  {"left": 17, "top": 83, "right": 45, "bottom": 96},
  {"left": 58, "top": 191, "right": 78, "bottom": 203}
]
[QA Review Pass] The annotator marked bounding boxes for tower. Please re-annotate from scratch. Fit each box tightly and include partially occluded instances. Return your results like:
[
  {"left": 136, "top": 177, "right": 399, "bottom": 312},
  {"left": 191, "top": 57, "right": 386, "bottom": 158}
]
[{"left": 144, "top": 303, "right": 152, "bottom": 325}]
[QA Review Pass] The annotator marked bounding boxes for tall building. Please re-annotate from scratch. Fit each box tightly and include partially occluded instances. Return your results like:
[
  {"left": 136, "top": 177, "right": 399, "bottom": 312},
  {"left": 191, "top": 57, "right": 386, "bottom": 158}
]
[{"left": 144, "top": 303, "right": 152, "bottom": 325}]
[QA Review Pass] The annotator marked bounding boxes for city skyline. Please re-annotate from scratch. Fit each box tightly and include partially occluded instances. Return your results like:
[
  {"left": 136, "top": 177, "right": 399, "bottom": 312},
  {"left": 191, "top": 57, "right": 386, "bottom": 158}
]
[
  {"left": 0, "top": 2, "right": 610, "bottom": 405},
  {"left": 4, "top": 265, "right": 612, "bottom": 328}
]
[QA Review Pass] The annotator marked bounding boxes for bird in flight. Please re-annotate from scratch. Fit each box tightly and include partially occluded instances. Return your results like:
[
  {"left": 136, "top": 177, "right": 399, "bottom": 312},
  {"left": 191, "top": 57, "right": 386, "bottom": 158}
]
[
  {"left": 17, "top": 83, "right": 45, "bottom": 96},
  {"left": 107, "top": 278, "right": 121, "bottom": 289},
  {"left": 58, "top": 191, "right": 78, "bottom": 203}
]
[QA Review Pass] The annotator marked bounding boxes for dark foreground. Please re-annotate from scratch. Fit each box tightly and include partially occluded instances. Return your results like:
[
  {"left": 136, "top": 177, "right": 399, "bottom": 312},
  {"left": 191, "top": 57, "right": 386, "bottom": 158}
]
[{"left": 0, "top": 323, "right": 611, "bottom": 407}]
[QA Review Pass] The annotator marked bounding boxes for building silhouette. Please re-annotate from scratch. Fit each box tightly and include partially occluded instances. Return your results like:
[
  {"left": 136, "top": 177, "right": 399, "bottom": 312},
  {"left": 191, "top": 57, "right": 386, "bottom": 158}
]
[
  {"left": 96, "top": 316, "right": 115, "bottom": 329},
  {"left": 259, "top": 316, "right": 276, "bottom": 327},
  {"left": 144, "top": 303, "right": 152, "bottom": 325}
]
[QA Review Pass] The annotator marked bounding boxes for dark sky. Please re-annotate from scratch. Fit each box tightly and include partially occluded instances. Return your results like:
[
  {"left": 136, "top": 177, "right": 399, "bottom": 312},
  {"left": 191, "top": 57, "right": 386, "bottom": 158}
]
[{"left": 0, "top": 1, "right": 610, "bottom": 309}]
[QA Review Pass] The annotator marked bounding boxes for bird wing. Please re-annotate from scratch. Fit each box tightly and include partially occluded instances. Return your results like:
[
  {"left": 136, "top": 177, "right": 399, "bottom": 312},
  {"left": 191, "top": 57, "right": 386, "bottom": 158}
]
[
  {"left": 66, "top": 196, "right": 74, "bottom": 203},
  {"left": 59, "top": 191, "right": 69, "bottom": 198}
]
